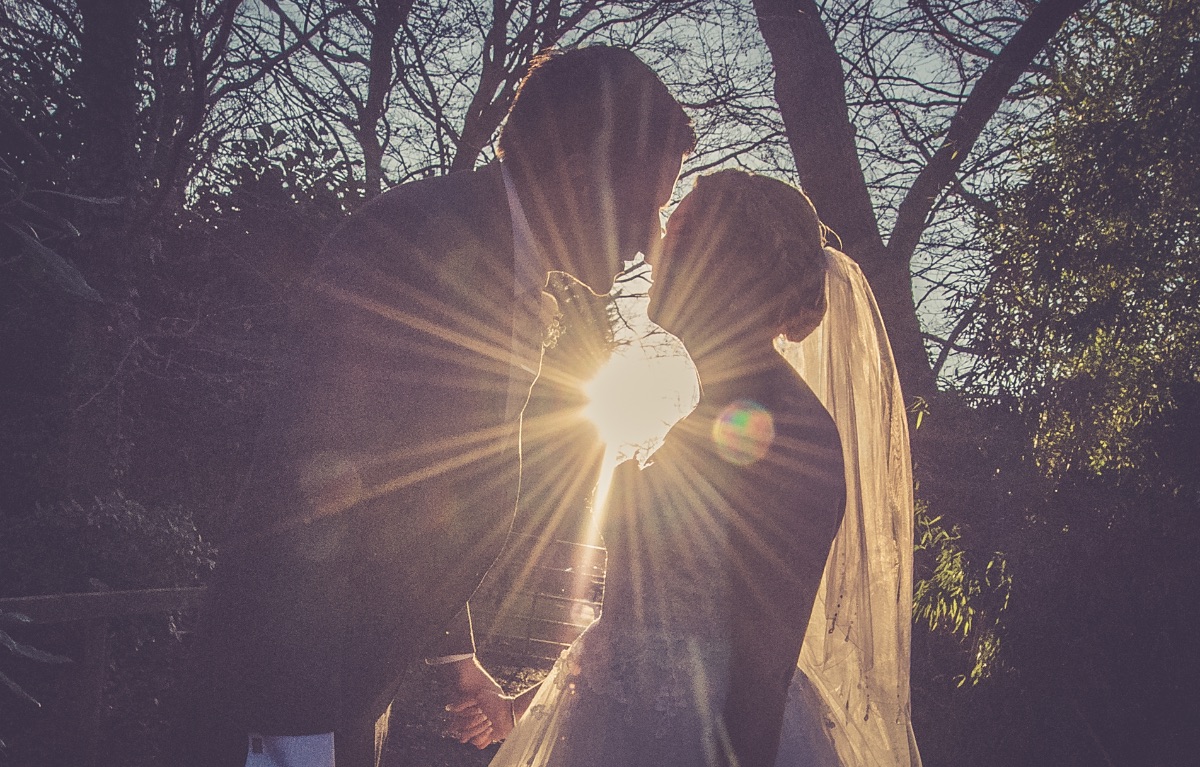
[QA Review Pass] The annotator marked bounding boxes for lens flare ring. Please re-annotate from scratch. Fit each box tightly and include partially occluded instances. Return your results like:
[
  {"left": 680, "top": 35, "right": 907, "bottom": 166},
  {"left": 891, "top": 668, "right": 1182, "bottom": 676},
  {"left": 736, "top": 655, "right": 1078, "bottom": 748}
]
[{"left": 711, "top": 399, "right": 775, "bottom": 466}]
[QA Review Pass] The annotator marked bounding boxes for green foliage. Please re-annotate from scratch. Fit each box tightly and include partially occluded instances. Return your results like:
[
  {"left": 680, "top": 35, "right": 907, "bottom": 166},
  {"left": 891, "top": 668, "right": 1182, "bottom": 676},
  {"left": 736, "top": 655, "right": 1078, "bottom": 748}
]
[
  {"left": 910, "top": 393, "right": 1200, "bottom": 764},
  {"left": 913, "top": 499, "right": 1012, "bottom": 687},
  {"left": 922, "top": 6, "right": 1200, "bottom": 758},
  {"left": 190, "top": 125, "right": 356, "bottom": 227},
  {"left": 970, "top": 0, "right": 1200, "bottom": 484},
  {"left": 0, "top": 494, "right": 214, "bottom": 598}
]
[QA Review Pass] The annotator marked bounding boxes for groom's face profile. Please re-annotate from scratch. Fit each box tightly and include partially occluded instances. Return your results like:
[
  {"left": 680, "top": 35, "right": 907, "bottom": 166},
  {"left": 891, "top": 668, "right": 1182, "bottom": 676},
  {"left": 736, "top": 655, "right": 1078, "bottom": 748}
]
[
  {"left": 625, "top": 154, "right": 686, "bottom": 266},
  {"left": 498, "top": 46, "right": 694, "bottom": 295},
  {"left": 558, "top": 151, "right": 682, "bottom": 295}
]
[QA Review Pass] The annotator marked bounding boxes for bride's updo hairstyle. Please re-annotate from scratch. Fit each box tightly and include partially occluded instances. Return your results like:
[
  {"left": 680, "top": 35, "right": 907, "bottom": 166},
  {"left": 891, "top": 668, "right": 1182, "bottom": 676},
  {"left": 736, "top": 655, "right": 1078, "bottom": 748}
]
[{"left": 686, "top": 170, "right": 828, "bottom": 342}]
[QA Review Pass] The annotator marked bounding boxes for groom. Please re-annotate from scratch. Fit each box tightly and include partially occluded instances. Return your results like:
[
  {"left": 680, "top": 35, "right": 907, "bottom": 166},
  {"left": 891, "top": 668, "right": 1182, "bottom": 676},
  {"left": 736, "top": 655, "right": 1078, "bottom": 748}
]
[{"left": 180, "top": 46, "right": 693, "bottom": 767}]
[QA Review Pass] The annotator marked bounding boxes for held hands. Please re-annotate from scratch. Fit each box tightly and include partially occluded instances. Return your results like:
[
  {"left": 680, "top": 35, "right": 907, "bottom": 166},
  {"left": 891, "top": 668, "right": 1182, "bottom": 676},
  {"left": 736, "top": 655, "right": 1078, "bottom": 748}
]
[
  {"left": 439, "top": 657, "right": 515, "bottom": 748},
  {"left": 444, "top": 694, "right": 516, "bottom": 748}
]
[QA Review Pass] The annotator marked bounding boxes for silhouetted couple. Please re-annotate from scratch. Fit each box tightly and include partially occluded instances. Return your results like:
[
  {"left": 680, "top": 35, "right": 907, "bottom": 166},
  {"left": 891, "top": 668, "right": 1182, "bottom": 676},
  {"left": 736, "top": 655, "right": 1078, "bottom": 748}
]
[{"left": 179, "top": 46, "right": 921, "bottom": 767}]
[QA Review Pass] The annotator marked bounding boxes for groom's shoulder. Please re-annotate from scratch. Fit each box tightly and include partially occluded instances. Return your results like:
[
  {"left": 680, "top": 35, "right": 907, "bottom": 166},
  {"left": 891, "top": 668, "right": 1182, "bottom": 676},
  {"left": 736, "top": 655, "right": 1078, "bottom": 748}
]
[
  {"left": 319, "top": 166, "right": 505, "bottom": 267},
  {"left": 365, "top": 167, "right": 492, "bottom": 219}
]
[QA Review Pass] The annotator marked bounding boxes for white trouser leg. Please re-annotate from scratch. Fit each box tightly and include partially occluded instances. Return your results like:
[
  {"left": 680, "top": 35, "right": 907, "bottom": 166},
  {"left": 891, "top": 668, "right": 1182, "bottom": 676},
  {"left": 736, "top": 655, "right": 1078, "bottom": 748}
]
[{"left": 244, "top": 733, "right": 335, "bottom": 767}]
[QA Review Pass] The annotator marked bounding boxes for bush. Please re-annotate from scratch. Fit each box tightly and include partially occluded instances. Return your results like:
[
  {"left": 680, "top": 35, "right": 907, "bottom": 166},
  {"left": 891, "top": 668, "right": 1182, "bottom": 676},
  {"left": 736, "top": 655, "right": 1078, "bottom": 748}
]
[{"left": 0, "top": 494, "right": 213, "bottom": 765}]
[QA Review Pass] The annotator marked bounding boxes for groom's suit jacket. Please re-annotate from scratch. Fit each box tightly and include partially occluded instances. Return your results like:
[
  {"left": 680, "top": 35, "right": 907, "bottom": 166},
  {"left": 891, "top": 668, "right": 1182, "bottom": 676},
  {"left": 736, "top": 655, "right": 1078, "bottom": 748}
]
[{"left": 196, "top": 163, "right": 540, "bottom": 742}]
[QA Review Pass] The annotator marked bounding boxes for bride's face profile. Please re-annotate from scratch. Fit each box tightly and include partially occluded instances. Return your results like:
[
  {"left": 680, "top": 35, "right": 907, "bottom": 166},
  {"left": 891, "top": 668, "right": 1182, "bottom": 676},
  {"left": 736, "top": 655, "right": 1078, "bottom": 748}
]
[
  {"left": 648, "top": 176, "right": 770, "bottom": 346},
  {"left": 645, "top": 190, "right": 696, "bottom": 332},
  {"left": 649, "top": 170, "right": 828, "bottom": 351}
]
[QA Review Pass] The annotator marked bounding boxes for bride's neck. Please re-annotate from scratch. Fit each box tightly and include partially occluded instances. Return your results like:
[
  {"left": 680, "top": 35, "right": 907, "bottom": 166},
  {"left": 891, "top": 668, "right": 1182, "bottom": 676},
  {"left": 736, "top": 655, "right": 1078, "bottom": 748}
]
[{"left": 692, "top": 338, "right": 784, "bottom": 401}]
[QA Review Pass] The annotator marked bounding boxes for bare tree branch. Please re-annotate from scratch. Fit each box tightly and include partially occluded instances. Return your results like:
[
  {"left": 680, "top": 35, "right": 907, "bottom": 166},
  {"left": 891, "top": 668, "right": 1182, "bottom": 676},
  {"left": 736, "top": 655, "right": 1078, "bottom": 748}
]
[{"left": 887, "top": 0, "right": 1090, "bottom": 265}]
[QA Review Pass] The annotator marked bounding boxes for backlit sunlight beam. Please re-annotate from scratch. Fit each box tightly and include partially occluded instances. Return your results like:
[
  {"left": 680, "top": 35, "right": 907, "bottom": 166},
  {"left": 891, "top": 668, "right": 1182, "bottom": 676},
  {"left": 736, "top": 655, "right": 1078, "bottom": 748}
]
[
  {"left": 582, "top": 338, "right": 698, "bottom": 464},
  {"left": 581, "top": 333, "right": 698, "bottom": 550}
]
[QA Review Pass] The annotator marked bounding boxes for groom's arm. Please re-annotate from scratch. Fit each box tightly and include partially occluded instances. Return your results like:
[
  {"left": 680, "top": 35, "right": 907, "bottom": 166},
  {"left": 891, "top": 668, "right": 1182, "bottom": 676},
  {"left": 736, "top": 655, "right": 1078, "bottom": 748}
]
[
  {"left": 425, "top": 603, "right": 477, "bottom": 660},
  {"left": 426, "top": 605, "right": 513, "bottom": 748},
  {"left": 438, "top": 657, "right": 513, "bottom": 748}
]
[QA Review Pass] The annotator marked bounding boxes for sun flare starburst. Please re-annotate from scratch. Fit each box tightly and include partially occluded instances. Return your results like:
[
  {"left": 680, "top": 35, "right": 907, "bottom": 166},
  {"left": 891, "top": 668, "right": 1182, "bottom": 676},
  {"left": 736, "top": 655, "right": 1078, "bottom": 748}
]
[{"left": 582, "top": 342, "right": 698, "bottom": 461}]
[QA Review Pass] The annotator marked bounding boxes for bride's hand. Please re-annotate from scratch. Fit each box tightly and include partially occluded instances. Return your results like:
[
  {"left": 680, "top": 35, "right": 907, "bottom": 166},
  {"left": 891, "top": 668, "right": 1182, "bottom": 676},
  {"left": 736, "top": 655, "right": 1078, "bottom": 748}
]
[
  {"left": 436, "top": 657, "right": 513, "bottom": 747},
  {"left": 445, "top": 693, "right": 516, "bottom": 747},
  {"left": 443, "top": 698, "right": 495, "bottom": 747}
]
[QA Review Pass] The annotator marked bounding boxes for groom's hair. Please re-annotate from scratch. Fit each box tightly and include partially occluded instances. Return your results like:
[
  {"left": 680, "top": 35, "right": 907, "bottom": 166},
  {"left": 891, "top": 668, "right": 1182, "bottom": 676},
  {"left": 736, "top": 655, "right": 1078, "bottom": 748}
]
[{"left": 498, "top": 46, "right": 695, "bottom": 177}]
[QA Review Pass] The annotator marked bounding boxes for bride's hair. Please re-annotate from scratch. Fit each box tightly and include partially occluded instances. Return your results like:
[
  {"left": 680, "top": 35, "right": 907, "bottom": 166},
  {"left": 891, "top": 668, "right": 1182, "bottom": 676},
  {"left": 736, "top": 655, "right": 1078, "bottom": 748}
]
[{"left": 689, "top": 169, "right": 828, "bottom": 342}]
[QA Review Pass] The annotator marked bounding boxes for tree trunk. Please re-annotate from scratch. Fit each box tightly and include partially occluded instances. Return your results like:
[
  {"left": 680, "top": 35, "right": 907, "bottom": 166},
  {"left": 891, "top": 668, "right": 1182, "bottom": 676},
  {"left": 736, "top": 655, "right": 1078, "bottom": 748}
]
[
  {"left": 359, "top": 0, "right": 414, "bottom": 196},
  {"left": 64, "top": 0, "right": 149, "bottom": 499},
  {"left": 76, "top": 0, "right": 144, "bottom": 216},
  {"left": 753, "top": 0, "right": 936, "bottom": 397},
  {"left": 754, "top": 0, "right": 1089, "bottom": 399}
]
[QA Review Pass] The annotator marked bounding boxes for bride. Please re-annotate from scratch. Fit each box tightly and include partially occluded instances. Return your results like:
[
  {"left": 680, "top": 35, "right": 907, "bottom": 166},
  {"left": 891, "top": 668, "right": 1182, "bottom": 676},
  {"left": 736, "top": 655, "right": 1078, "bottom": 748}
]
[{"left": 459, "top": 170, "right": 921, "bottom": 767}]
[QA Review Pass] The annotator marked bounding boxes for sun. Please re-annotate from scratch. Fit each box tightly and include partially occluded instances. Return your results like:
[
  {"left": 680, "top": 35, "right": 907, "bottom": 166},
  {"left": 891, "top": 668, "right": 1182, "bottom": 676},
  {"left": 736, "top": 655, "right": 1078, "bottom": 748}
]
[
  {"left": 577, "top": 277, "right": 698, "bottom": 539},
  {"left": 582, "top": 339, "right": 698, "bottom": 462}
]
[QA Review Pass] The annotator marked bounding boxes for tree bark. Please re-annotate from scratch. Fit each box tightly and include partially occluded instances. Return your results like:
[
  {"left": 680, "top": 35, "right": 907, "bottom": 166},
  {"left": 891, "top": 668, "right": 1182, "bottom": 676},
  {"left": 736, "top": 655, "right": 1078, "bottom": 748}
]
[
  {"left": 76, "top": 0, "right": 144, "bottom": 214},
  {"left": 65, "top": 0, "right": 149, "bottom": 499},
  {"left": 753, "top": 0, "right": 934, "bottom": 397},
  {"left": 754, "top": 0, "right": 1090, "bottom": 399},
  {"left": 360, "top": 0, "right": 414, "bottom": 196}
]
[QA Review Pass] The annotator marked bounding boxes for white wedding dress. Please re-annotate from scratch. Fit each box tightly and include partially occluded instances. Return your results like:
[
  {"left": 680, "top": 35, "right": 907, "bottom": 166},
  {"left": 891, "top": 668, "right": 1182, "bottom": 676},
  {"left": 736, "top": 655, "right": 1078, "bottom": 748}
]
[
  {"left": 490, "top": 249, "right": 921, "bottom": 767},
  {"left": 492, "top": 416, "right": 734, "bottom": 766}
]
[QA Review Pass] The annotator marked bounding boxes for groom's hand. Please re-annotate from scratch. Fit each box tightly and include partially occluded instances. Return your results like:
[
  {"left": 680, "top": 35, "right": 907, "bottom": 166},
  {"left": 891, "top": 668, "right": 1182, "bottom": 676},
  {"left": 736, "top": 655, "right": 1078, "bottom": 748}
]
[
  {"left": 445, "top": 693, "right": 517, "bottom": 748},
  {"left": 440, "top": 657, "right": 514, "bottom": 747},
  {"left": 443, "top": 699, "right": 494, "bottom": 748}
]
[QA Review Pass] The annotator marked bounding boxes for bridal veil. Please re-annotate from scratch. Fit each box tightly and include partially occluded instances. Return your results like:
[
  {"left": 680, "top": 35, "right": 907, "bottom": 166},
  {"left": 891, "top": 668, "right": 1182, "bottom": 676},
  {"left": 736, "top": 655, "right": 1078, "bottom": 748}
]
[{"left": 775, "top": 247, "right": 922, "bottom": 767}]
